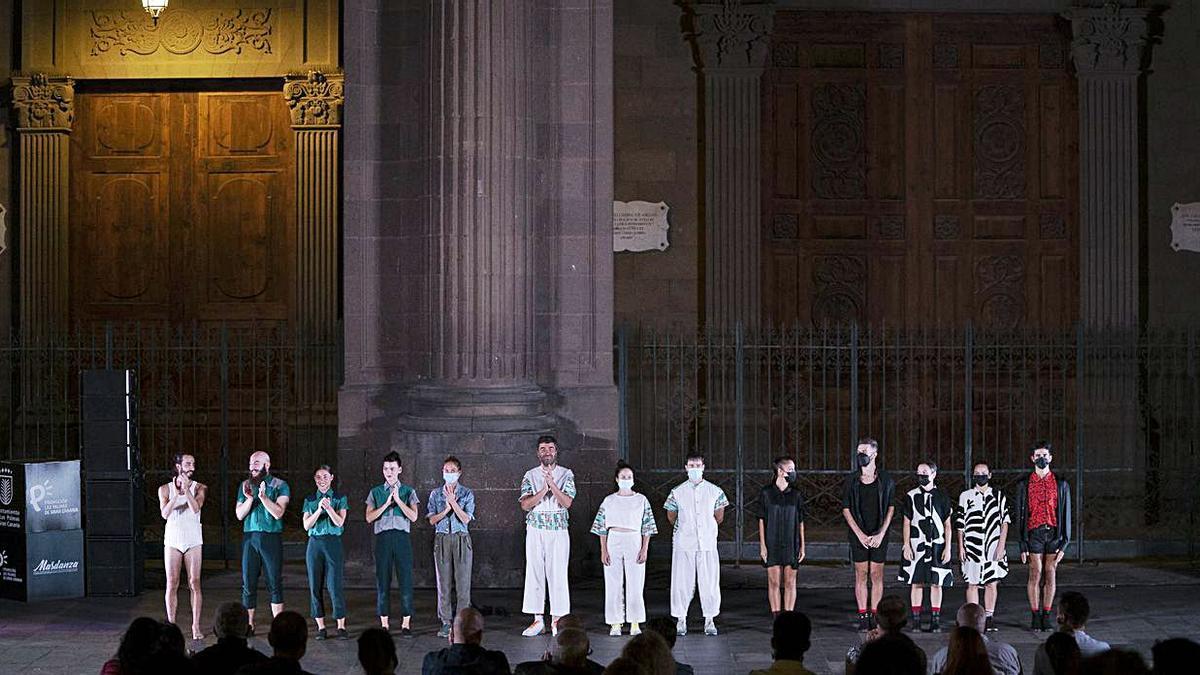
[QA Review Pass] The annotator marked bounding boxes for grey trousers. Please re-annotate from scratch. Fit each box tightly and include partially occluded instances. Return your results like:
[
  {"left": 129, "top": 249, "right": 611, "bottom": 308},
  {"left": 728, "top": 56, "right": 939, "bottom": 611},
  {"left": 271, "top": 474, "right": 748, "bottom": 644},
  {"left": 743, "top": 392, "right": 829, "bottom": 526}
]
[{"left": 434, "top": 531, "right": 473, "bottom": 623}]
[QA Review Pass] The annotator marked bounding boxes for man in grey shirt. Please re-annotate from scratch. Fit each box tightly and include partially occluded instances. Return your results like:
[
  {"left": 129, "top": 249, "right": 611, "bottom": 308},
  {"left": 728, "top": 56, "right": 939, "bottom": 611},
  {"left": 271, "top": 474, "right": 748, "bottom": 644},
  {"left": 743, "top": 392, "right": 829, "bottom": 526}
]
[
  {"left": 928, "top": 603, "right": 1022, "bottom": 675},
  {"left": 1033, "top": 591, "right": 1110, "bottom": 674}
]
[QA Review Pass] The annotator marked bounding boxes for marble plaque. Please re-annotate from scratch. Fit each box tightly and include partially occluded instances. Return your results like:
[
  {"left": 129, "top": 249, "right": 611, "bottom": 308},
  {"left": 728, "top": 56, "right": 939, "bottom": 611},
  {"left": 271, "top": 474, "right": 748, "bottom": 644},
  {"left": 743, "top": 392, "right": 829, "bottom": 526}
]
[
  {"left": 1170, "top": 202, "right": 1200, "bottom": 252},
  {"left": 613, "top": 201, "right": 670, "bottom": 252}
]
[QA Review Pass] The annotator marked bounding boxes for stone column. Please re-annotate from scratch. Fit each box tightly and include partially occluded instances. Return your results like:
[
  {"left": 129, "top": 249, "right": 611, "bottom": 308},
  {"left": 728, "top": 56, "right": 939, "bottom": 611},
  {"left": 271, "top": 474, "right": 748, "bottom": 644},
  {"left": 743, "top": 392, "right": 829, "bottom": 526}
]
[
  {"left": 11, "top": 74, "right": 74, "bottom": 341},
  {"left": 284, "top": 69, "right": 344, "bottom": 344},
  {"left": 684, "top": 0, "right": 775, "bottom": 330}
]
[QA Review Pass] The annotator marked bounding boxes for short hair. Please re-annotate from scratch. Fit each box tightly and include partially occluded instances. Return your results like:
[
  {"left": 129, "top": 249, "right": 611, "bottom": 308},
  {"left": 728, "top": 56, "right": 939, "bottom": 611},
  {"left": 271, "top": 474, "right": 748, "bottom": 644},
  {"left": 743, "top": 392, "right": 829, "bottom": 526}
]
[
  {"left": 858, "top": 437, "right": 879, "bottom": 451},
  {"left": 381, "top": 451, "right": 402, "bottom": 467},
  {"left": 685, "top": 452, "right": 705, "bottom": 463},
  {"left": 645, "top": 616, "right": 678, "bottom": 649},
  {"left": 172, "top": 453, "right": 193, "bottom": 474},
  {"left": 919, "top": 460, "right": 938, "bottom": 473},
  {"left": 857, "top": 634, "right": 925, "bottom": 675},
  {"left": 1032, "top": 440, "right": 1053, "bottom": 454},
  {"left": 620, "top": 631, "right": 674, "bottom": 675},
  {"left": 771, "top": 611, "right": 812, "bottom": 661},
  {"left": 442, "top": 455, "right": 462, "bottom": 471},
  {"left": 1059, "top": 591, "right": 1090, "bottom": 629},
  {"left": 357, "top": 627, "right": 397, "bottom": 675},
  {"left": 553, "top": 628, "right": 590, "bottom": 667},
  {"left": 875, "top": 595, "right": 909, "bottom": 632},
  {"left": 536, "top": 435, "right": 558, "bottom": 447},
  {"left": 602, "top": 656, "right": 645, "bottom": 675},
  {"left": 956, "top": 603, "right": 986, "bottom": 634},
  {"left": 972, "top": 462, "right": 990, "bottom": 474},
  {"left": 267, "top": 611, "right": 308, "bottom": 655},
  {"left": 773, "top": 455, "right": 796, "bottom": 471},
  {"left": 614, "top": 459, "right": 634, "bottom": 480},
  {"left": 214, "top": 602, "right": 250, "bottom": 639}
]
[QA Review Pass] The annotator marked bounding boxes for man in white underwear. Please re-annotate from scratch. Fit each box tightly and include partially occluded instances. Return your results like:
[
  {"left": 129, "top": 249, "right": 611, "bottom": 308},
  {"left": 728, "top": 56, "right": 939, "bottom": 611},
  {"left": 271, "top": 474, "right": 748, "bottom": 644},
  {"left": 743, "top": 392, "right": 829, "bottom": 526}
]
[{"left": 158, "top": 452, "right": 207, "bottom": 641}]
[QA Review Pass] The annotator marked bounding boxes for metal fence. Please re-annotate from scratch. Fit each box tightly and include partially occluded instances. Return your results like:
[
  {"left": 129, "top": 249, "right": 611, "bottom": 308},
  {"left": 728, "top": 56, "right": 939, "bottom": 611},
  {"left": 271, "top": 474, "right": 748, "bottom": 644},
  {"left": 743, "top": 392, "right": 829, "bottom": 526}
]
[
  {"left": 616, "top": 324, "right": 1200, "bottom": 561},
  {"left": 0, "top": 323, "right": 341, "bottom": 563}
]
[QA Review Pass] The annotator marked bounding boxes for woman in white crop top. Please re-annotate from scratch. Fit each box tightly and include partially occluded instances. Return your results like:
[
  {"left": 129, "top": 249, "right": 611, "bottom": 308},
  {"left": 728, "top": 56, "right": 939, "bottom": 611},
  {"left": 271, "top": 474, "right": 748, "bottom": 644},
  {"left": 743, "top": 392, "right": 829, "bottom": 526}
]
[
  {"left": 590, "top": 461, "right": 658, "bottom": 636},
  {"left": 158, "top": 452, "right": 207, "bottom": 641}
]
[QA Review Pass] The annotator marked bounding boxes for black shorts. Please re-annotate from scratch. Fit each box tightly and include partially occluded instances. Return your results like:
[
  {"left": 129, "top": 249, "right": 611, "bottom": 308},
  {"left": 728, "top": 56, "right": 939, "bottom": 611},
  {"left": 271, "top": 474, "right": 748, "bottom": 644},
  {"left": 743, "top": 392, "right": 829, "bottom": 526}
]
[
  {"left": 849, "top": 538, "right": 888, "bottom": 563},
  {"left": 1026, "top": 525, "right": 1061, "bottom": 554}
]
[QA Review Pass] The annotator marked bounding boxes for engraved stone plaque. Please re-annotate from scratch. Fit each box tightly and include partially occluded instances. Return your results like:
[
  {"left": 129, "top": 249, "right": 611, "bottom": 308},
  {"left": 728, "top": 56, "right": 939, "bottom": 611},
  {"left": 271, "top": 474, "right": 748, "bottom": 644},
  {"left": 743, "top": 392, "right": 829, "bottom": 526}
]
[
  {"left": 613, "top": 200, "right": 670, "bottom": 252},
  {"left": 1170, "top": 202, "right": 1200, "bottom": 252}
]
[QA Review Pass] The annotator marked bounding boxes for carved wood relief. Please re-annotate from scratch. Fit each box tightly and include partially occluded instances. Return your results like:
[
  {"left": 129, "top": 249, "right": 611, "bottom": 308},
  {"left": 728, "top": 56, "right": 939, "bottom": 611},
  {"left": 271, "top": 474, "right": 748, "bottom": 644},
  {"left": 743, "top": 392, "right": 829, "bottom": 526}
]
[
  {"left": 90, "top": 9, "right": 272, "bottom": 57},
  {"left": 810, "top": 83, "right": 867, "bottom": 200},
  {"left": 973, "top": 85, "right": 1026, "bottom": 200},
  {"left": 812, "top": 255, "right": 866, "bottom": 325}
]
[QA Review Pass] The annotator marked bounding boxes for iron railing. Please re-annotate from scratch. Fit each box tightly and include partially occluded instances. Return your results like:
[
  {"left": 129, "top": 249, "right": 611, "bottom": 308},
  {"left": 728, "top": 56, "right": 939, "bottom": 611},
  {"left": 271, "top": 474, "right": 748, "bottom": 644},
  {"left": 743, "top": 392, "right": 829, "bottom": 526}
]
[{"left": 616, "top": 324, "right": 1200, "bottom": 562}]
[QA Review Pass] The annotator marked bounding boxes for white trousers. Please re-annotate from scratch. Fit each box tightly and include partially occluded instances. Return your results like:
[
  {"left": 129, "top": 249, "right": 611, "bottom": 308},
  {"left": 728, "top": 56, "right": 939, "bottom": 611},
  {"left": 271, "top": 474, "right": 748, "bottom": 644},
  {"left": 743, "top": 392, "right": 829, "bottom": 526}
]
[
  {"left": 523, "top": 527, "right": 571, "bottom": 616},
  {"left": 670, "top": 548, "right": 721, "bottom": 619},
  {"left": 603, "top": 530, "right": 647, "bottom": 624}
]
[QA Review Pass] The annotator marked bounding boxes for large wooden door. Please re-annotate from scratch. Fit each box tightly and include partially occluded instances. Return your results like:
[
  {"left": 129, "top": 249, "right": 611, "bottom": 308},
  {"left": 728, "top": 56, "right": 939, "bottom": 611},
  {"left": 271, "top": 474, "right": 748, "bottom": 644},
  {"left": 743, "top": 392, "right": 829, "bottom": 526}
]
[
  {"left": 764, "top": 13, "right": 1077, "bottom": 329},
  {"left": 71, "top": 90, "right": 294, "bottom": 326}
]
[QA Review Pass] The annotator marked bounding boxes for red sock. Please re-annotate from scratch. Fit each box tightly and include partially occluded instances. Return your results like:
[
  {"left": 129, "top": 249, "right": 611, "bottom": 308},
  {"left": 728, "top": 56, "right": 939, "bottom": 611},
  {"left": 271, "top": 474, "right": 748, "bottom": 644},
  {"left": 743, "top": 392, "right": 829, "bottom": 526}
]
[
  {"left": 858, "top": 607, "right": 867, "bottom": 614},
  {"left": 1042, "top": 606, "right": 1052, "bottom": 612},
  {"left": 932, "top": 606, "right": 941, "bottom": 613},
  {"left": 911, "top": 606, "right": 922, "bottom": 614},
  {"left": 1031, "top": 605, "right": 1040, "bottom": 612}
]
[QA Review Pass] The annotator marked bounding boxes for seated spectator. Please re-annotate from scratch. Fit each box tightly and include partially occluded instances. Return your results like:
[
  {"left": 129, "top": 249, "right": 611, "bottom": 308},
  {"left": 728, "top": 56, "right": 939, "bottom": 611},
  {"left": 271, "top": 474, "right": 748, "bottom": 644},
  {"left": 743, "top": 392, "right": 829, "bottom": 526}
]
[
  {"left": 603, "top": 658, "right": 645, "bottom": 675},
  {"left": 1080, "top": 648, "right": 1149, "bottom": 675},
  {"left": 101, "top": 617, "right": 162, "bottom": 675},
  {"left": 750, "top": 611, "right": 816, "bottom": 675},
  {"left": 359, "top": 628, "right": 399, "bottom": 675},
  {"left": 857, "top": 634, "right": 927, "bottom": 675},
  {"left": 939, "top": 626, "right": 991, "bottom": 675},
  {"left": 422, "top": 608, "right": 511, "bottom": 675},
  {"left": 619, "top": 631, "right": 675, "bottom": 675},
  {"left": 515, "top": 628, "right": 594, "bottom": 675},
  {"left": 1152, "top": 638, "right": 1200, "bottom": 675},
  {"left": 1035, "top": 591, "right": 1110, "bottom": 674},
  {"left": 1041, "top": 631, "right": 1081, "bottom": 675},
  {"left": 928, "top": 603, "right": 1021, "bottom": 675},
  {"left": 149, "top": 622, "right": 198, "bottom": 674},
  {"left": 193, "top": 602, "right": 269, "bottom": 674},
  {"left": 554, "top": 615, "right": 605, "bottom": 674},
  {"left": 646, "top": 617, "right": 694, "bottom": 675},
  {"left": 848, "top": 595, "right": 927, "bottom": 675},
  {"left": 235, "top": 611, "right": 315, "bottom": 675}
]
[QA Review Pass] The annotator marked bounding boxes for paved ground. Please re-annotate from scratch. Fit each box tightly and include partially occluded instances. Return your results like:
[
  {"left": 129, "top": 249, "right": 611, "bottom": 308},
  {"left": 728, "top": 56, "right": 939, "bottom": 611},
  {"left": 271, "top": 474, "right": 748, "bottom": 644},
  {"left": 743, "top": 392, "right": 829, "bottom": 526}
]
[{"left": 2, "top": 560, "right": 1198, "bottom": 674}]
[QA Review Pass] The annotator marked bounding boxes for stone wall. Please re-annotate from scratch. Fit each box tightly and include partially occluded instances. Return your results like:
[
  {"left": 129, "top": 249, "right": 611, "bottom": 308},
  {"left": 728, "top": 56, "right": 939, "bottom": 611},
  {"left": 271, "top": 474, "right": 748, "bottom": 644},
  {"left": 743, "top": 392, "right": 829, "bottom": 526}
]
[
  {"left": 0, "top": 1, "right": 14, "bottom": 340},
  {"left": 613, "top": 0, "right": 701, "bottom": 331}
]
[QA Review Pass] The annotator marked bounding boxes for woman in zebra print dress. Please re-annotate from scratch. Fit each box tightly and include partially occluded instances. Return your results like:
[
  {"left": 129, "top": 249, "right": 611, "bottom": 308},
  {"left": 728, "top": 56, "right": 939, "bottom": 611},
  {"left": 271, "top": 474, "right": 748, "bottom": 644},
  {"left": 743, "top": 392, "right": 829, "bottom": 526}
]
[{"left": 955, "top": 461, "right": 1010, "bottom": 632}]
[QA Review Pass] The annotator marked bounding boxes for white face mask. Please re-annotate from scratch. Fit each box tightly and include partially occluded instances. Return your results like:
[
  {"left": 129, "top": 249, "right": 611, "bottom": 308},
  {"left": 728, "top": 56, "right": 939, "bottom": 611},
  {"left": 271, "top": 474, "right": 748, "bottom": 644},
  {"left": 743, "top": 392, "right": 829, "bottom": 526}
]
[
  {"left": 443, "top": 472, "right": 460, "bottom": 484},
  {"left": 687, "top": 467, "right": 704, "bottom": 481},
  {"left": 616, "top": 478, "right": 634, "bottom": 491}
]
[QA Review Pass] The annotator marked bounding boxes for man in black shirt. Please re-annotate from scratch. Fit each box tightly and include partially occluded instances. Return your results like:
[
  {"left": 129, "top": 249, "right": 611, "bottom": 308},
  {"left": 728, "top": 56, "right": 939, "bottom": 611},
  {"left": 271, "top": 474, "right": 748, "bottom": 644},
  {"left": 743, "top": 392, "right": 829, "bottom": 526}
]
[
  {"left": 757, "top": 455, "right": 807, "bottom": 616},
  {"left": 193, "top": 602, "right": 268, "bottom": 674},
  {"left": 235, "top": 611, "right": 317, "bottom": 675},
  {"left": 841, "top": 437, "right": 896, "bottom": 631},
  {"left": 422, "top": 607, "right": 512, "bottom": 675}
]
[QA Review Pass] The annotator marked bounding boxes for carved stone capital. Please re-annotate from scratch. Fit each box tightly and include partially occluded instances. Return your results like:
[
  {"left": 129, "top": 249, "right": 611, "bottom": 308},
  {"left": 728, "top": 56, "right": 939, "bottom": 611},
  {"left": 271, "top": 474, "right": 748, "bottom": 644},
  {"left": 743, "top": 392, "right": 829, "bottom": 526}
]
[
  {"left": 11, "top": 73, "right": 75, "bottom": 131},
  {"left": 685, "top": 0, "right": 776, "bottom": 71},
  {"left": 1065, "top": 2, "right": 1151, "bottom": 74},
  {"left": 283, "top": 69, "right": 344, "bottom": 128}
]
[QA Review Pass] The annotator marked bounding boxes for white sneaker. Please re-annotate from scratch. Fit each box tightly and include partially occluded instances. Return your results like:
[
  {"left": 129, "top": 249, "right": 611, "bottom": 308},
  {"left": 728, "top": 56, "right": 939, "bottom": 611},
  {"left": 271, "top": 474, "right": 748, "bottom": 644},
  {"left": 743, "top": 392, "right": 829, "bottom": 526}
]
[
  {"left": 704, "top": 618, "right": 718, "bottom": 636},
  {"left": 676, "top": 618, "right": 687, "bottom": 636},
  {"left": 630, "top": 622, "right": 642, "bottom": 636},
  {"left": 551, "top": 618, "right": 559, "bottom": 637},
  {"left": 609, "top": 623, "right": 622, "bottom": 636},
  {"left": 521, "top": 619, "right": 545, "bottom": 637}
]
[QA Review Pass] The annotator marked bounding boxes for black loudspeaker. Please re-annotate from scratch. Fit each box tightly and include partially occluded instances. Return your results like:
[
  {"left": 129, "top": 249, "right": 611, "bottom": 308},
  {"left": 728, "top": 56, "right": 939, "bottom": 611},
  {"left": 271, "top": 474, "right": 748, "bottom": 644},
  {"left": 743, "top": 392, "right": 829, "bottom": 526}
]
[
  {"left": 85, "top": 538, "right": 144, "bottom": 597},
  {"left": 80, "top": 370, "right": 137, "bottom": 474},
  {"left": 84, "top": 478, "right": 141, "bottom": 538}
]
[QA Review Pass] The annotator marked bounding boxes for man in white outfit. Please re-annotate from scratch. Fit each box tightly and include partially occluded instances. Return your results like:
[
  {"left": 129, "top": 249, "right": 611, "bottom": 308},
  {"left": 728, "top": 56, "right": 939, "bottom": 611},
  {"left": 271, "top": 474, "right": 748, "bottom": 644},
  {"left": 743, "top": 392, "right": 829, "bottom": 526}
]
[
  {"left": 665, "top": 453, "right": 728, "bottom": 636},
  {"left": 518, "top": 435, "right": 576, "bottom": 637},
  {"left": 158, "top": 452, "right": 207, "bottom": 641}
]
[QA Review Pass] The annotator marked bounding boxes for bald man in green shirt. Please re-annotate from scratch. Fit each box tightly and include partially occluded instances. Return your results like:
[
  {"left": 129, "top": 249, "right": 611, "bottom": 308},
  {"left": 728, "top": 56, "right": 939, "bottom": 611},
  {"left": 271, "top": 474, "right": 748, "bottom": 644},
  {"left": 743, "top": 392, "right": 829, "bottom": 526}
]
[{"left": 235, "top": 450, "right": 290, "bottom": 634}]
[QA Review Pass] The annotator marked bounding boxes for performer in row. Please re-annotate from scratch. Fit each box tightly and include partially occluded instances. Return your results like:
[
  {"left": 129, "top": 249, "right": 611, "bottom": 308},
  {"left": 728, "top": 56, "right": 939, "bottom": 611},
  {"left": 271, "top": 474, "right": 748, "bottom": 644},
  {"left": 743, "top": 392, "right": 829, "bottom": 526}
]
[
  {"left": 365, "top": 451, "right": 420, "bottom": 637},
  {"left": 591, "top": 460, "right": 657, "bottom": 636},
  {"left": 898, "top": 461, "right": 953, "bottom": 632},
  {"left": 756, "top": 455, "right": 806, "bottom": 617},
  {"left": 956, "top": 461, "right": 1010, "bottom": 632},
  {"left": 236, "top": 451, "right": 290, "bottom": 635},
  {"left": 666, "top": 453, "right": 728, "bottom": 637},
  {"left": 159, "top": 452, "right": 207, "bottom": 641},
  {"left": 1016, "top": 441, "right": 1072, "bottom": 632},
  {"left": 520, "top": 435, "right": 576, "bottom": 637},
  {"left": 842, "top": 437, "right": 895, "bottom": 632},
  {"left": 302, "top": 464, "right": 348, "bottom": 640},
  {"left": 428, "top": 455, "right": 475, "bottom": 639}
]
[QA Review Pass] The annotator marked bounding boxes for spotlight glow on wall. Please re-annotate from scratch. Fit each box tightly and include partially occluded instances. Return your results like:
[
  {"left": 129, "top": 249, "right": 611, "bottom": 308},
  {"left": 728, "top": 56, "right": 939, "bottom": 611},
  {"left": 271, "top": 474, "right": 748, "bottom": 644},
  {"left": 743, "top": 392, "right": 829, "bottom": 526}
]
[{"left": 142, "top": 0, "right": 168, "bottom": 22}]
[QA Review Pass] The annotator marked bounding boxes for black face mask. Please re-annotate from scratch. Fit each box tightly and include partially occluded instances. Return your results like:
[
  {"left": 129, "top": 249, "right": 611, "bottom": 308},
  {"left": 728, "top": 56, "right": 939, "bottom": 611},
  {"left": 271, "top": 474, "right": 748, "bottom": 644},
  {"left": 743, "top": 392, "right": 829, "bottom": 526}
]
[
  {"left": 973, "top": 474, "right": 990, "bottom": 487},
  {"left": 917, "top": 474, "right": 931, "bottom": 487},
  {"left": 857, "top": 453, "right": 872, "bottom": 468},
  {"left": 1034, "top": 457, "right": 1050, "bottom": 469},
  {"left": 785, "top": 470, "right": 797, "bottom": 483}
]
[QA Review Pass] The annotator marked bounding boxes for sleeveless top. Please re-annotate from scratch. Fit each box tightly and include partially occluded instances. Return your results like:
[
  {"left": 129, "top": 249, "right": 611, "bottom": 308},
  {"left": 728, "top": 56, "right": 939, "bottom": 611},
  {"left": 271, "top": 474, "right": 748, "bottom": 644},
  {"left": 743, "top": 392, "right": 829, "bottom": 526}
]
[{"left": 164, "top": 481, "right": 203, "bottom": 551}]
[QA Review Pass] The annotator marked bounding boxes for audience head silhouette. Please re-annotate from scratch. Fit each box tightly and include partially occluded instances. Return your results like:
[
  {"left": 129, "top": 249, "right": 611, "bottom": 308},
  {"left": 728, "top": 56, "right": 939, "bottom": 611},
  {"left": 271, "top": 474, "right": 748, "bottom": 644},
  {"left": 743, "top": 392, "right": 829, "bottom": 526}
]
[
  {"left": 771, "top": 610, "right": 812, "bottom": 662},
  {"left": 267, "top": 611, "right": 308, "bottom": 660},
  {"left": 357, "top": 627, "right": 397, "bottom": 675}
]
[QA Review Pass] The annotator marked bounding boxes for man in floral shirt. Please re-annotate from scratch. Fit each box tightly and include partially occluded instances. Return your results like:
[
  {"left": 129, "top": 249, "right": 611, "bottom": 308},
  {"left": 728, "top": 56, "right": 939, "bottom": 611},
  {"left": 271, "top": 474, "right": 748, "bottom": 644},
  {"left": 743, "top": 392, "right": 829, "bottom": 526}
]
[{"left": 518, "top": 435, "right": 576, "bottom": 637}]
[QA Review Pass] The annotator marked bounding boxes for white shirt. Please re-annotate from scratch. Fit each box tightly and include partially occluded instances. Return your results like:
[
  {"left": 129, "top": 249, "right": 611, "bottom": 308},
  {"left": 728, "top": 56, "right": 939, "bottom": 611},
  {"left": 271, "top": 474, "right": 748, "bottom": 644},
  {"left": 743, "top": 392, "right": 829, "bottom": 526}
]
[{"left": 664, "top": 479, "right": 728, "bottom": 553}]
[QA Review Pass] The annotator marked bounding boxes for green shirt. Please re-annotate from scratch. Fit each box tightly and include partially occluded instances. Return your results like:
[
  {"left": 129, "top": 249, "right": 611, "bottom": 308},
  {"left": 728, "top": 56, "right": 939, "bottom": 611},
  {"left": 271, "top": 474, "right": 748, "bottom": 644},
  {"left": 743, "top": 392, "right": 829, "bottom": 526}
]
[
  {"left": 366, "top": 482, "right": 419, "bottom": 534},
  {"left": 302, "top": 490, "right": 348, "bottom": 537},
  {"left": 237, "top": 476, "right": 290, "bottom": 533}
]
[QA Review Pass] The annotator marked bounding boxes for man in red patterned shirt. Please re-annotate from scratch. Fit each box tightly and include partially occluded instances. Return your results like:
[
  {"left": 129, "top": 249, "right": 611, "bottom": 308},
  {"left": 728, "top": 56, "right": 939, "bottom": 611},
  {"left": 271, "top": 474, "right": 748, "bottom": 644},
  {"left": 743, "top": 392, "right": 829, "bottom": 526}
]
[{"left": 1014, "top": 441, "right": 1072, "bottom": 632}]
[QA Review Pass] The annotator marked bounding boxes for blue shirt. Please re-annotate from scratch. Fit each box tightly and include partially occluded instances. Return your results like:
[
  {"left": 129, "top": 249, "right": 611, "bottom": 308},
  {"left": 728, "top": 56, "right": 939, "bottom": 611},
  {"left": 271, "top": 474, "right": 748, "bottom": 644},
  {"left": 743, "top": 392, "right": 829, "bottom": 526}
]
[{"left": 426, "top": 484, "right": 475, "bottom": 534}]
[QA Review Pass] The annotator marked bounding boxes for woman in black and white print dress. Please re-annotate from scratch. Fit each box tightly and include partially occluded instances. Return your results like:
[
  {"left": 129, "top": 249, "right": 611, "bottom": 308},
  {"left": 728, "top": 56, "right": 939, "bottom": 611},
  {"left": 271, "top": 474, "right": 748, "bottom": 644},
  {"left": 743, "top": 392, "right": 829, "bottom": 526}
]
[
  {"left": 898, "top": 462, "right": 954, "bottom": 632},
  {"left": 956, "top": 462, "right": 1010, "bottom": 631}
]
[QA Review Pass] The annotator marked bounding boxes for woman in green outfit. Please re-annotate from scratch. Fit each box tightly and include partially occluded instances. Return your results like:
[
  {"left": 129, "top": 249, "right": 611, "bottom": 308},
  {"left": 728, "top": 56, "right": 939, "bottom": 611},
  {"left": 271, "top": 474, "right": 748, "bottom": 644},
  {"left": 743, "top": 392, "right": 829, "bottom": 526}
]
[{"left": 302, "top": 464, "right": 349, "bottom": 640}]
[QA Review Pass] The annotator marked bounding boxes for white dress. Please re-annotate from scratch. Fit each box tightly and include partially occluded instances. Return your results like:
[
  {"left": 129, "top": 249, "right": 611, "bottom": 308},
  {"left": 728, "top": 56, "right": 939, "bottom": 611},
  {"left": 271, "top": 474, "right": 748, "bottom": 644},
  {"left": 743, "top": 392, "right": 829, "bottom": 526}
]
[{"left": 164, "top": 481, "right": 203, "bottom": 553}]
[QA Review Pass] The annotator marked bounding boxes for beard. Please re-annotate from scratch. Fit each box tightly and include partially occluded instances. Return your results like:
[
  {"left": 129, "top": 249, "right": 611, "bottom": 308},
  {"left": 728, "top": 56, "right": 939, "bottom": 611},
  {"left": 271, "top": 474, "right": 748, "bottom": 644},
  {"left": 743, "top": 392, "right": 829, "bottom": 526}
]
[
  {"left": 249, "top": 468, "right": 268, "bottom": 486},
  {"left": 540, "top": 456, "right": 555, "bottom": 467}
]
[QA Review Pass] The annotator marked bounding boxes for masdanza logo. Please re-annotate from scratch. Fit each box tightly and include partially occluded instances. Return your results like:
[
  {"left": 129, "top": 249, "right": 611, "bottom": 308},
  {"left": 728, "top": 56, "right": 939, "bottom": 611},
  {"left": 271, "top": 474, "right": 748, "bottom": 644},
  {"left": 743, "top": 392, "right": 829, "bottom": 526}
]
[{"left": 32, "top": 559, "right": 79, "bottom": 575}]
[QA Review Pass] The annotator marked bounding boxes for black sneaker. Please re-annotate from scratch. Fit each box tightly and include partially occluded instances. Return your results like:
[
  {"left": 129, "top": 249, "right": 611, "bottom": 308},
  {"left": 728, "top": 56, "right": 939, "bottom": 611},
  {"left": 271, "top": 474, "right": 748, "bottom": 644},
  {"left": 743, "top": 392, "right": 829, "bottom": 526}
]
[
  {"left": 247, "top": 624, "right": 256, "bottom": 637},
  {"left": 930, "top": 612, "right": 941, "bottom": 633},
  {"left": 868, "top": 612, "right": 877, "bottom": 630},
  {"left": 337, "top": 628, "right": 350, "bottom": 640},
  {"left": 315, "top": 628, "right": 327, "bottom": 641},
  {"left": 857, "top": 612, "right": 871, "bottom": 632},
  {"left": 986, "top": 616, "right": 997, "bottom": 632},
  {"left": 401, "top": 627, "right": 414, "bottom": 639},
  {"left": 911, "top": 611, "right": 923, "bottom": 632},
  {"left": 1031, "top": 611, "right": 1040, "bottom": 631},
  {"left": 1040, "top": 610, "right": 1052, "bottom": 632}
]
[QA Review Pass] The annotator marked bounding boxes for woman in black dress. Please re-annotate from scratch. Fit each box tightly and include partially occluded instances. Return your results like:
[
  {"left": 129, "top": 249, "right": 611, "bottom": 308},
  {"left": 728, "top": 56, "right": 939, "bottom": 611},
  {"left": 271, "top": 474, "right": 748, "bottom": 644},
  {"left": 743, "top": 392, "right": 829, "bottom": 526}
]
[{"left": 756, "top": 455, "right": 806, "bottom": 615}]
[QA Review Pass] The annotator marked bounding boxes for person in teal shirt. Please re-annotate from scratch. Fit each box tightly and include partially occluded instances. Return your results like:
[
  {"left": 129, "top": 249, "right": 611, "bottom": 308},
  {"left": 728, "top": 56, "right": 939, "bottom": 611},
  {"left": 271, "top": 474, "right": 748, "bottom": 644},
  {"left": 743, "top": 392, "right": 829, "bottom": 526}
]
[
  {"left": 302, "top": 464, "right": 349, "bottom": 641},
  {"left": 235, "top": 450, "right": 290, "bottom": 634},
  {"left": 365, "top": 451, "right": 420, "bottom": 637}
]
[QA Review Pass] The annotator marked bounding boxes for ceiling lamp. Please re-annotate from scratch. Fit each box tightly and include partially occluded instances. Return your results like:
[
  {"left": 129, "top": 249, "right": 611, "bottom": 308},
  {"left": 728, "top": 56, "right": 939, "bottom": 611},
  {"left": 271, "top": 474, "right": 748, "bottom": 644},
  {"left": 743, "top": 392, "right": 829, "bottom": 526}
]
[{"left": 142, "top": 0, "right": 168, "bottom": 23}]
